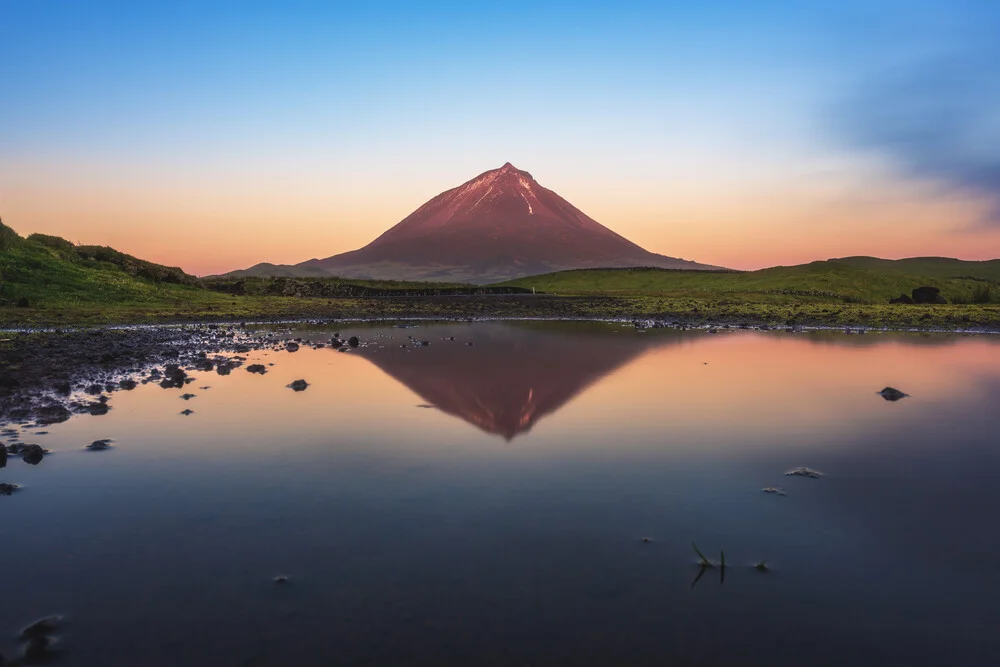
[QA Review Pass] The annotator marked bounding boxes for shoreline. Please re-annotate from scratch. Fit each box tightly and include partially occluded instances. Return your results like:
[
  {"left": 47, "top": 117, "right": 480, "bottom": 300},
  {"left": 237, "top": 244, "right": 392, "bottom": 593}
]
[{"left": 1, "top": 316, "right": 997, "bottom": 430}]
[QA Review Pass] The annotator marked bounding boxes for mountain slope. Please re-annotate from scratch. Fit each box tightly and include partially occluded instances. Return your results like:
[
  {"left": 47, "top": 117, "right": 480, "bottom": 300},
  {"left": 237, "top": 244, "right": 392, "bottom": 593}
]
[{"left": 233, "top": 163, "right": 719, "bottom": 283}]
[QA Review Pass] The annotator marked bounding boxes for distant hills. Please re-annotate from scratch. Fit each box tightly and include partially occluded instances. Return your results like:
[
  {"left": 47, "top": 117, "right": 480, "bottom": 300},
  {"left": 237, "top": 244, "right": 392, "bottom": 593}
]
[
  {"left": 221, "top": 162, "right": 720, "bottom": 283},
  {"left": 500, "top": 257, "right": 1000, "bottom": 304},
  {"left": 2, "top": 215, "right": 996, "bottom": 316}
]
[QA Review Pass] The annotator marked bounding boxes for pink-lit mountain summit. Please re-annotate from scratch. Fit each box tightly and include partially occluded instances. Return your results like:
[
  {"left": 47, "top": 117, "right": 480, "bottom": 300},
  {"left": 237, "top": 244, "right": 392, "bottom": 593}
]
[{"left": 230, "top": 163, "right": 718, "bottom": 283}]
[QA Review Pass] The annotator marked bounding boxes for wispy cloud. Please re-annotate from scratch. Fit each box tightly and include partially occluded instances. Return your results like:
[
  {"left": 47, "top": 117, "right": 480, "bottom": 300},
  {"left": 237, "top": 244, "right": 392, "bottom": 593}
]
[{"left": 834, "top": 54, "right": 1000, "bottom": 225}]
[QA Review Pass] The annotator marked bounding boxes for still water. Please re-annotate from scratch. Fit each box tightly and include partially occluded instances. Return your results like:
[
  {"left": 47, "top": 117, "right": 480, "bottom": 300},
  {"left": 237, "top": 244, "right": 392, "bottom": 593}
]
[{"left": 3, "top": 322, "right": 999, "bottom": 666}]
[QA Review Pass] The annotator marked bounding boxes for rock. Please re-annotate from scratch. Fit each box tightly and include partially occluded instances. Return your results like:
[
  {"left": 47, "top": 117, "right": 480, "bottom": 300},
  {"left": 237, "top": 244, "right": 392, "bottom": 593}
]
[
  {"left": 878, "top": 386, "right": 908, "bottom": 401},
  {"left": 785, "top": 467, "right": 822, "bottom": 479},
  {"left": 0, "top": 482, "right": 18, "bottom": 495},
  {"left": 35, "top": 405, "right": 71, "bottom": 425},
  {"left": 19, "top": 617, "right": 60, "bottom": 640},
  {"left": 889, "top": 293, "right": 914, "bottom": 304},
  {"left": 88, "top": 402, "right": 110, "bottom": 416},
  {"left": 286, "top": 342, "right": 300, "bottom": 352},
  {"left": 119, "top": 379, "right": 137, "bottom": 390},
  {"left": 288, "top": 379, "right": 309, "bottom": 392},
  {"left": 85, "top": 383, "right": 104, "bottom": 395},
  {"left": 180, "top": 393, "right": 196, "bottom": 400},
  {"left": 87, "top": 439, "right": 114, "bottom": 451},
  {"left": 180, "top": 409, "right": 194, "bottom": 416},
  {"left": 0, "top": 447, "right": 6, "bottom": 468},
  {"left": 22, "top": 635, "right": 52, "bottom": 662},
  {"left": 762, "top": 487, "right": 787, "bottom": 496},
  {"left": 911, "top": 285, "right": 947, "bottom": 304},
  {"left": 195, "top": 359, "right": 214, "bottom": 371},
  {"left": 246, "top": 364, "right": 267, "bottom": 375},
  {"left": 215, "top": 364, "right": 232, "bottom": 376},
  {"left": 21, "top": 444, "right": 46, "bottom": 465},
  {"left": 348, "top": 336, "right": 360, "bottom": 348}
]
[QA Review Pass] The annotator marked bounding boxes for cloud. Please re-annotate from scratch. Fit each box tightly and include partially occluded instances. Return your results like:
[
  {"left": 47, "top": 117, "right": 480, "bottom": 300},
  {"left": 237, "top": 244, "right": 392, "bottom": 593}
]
[{"left": 834, "top": 55, "right": 1000, "bottom": 225}]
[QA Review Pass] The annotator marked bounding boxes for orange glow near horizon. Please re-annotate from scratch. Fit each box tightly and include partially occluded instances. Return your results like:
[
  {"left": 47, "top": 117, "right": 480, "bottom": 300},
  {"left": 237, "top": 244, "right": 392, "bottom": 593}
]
[{"left": 2, "top": 161, "right": 999, "bottom": 276}]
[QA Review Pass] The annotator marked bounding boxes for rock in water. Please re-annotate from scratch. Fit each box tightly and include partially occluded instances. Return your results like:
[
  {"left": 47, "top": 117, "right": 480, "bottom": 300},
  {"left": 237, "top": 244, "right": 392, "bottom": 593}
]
[
  {"left": 286, "top": 342, "right": 300, "bottom": 352},
  {"left": 22, "top": 635, "right": 52, "bottom": 662},
  {"left": 288, "top": 379, "right": 309, "bottom": 392},
  {"left": 180, "top": 409, "right": 194, "bottom": 416},
  {"left": 0, "top": 482, "right": 19, "bottom": 495},
  {"left": 785, "top": 467, "right": 823, "bottom": 479},
  {"left": 19, "top": 616, "right": 60, "bottom": 641},
  {"left": 0, "top": 447, "right": 6, "bottom": 468},
  {"left": 21, "top": 444, "right": 46, "bottom": 465},
  {"left": 348, "top": 336, "right": 360, "bottom": 348},
  {"left": 246, "top": 364, "right": 267, "bottom": 375},
  {"left": 878, "top": 387, "right": 908, "bottom": 401},
  {"left": 761, "top": 487, "right": 787, "bottom": 496},
  {"left": 87, "top": 439, "right": 114, "bottom": 451}
]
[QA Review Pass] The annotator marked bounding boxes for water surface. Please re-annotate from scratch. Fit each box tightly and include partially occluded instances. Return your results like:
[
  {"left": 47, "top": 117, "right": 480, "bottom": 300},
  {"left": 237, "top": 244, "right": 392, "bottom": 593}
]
[{"left": 3, "top": 322, "right": 998, "bottom": 666}]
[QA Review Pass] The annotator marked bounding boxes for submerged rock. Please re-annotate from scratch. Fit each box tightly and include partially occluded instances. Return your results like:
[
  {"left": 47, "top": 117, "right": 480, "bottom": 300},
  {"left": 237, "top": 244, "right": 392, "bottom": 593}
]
[
  {"left": 0, "top": 482, "right": 19, "bottom": 495},
  {"left": 36, "top": 405, "right": 71, "bottom": 425},
  {"left": 180, "top": 393, "right": 196, "bottom": 401},
  {"left": 246, "top": 364, "right": 267, "bottom": 375},
  {"left": 762, "top": 487, "right": 787, "bottom": 496},
  {"left": 288, "top": 379, "right": 309, "bottom": 392},
  {"left": 878, "top": 387, "right": 908, "bottom": 401},
  {"left": 88, "top": 402, "right": 110, "bottom": 416},
  {"left": 19, "top": 616, "right": 60, "bottom": 641},
  {"left": 87, "top": 439, "right": 114, "bottom": 451},
  {"left": 785, "top": 467, "right": 822, "bottom": 479},
  {"left": 21, "top": 444, "right": 46, "bottom": 465},
  {"left": 22, "top": 635, "right": 53, "bottom": 662}
]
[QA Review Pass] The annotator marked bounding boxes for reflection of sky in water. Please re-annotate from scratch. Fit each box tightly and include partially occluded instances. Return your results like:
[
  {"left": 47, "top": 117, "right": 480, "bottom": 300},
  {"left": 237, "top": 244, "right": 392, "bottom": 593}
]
[{"left": 1, "top": 323, "right": 998, "bottom": 666}]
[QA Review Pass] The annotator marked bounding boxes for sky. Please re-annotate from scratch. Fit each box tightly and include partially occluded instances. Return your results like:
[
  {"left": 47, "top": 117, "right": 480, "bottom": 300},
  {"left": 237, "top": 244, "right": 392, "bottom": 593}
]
[{"left": 1, "top": 0, "right": 999, "bottom": 275}]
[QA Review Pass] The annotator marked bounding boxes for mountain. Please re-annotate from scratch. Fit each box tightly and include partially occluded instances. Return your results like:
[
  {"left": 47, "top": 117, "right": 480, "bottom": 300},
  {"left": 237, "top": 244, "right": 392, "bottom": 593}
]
[{"left": 227, "top": 163, "right": 720, "bottom": 283}]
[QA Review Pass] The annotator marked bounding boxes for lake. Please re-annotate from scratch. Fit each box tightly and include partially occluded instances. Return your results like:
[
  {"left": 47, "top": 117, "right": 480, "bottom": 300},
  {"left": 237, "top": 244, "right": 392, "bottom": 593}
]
[{"left": 2, "top": 321, "right": 998, "bottom": 666}]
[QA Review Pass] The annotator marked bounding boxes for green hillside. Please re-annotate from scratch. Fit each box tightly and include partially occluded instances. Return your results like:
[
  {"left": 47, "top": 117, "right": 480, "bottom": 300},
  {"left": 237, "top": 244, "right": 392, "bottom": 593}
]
[
  {"left": 497, "top": 258, "right": 1000, "bottom": 304},
  {"left": 0, "top": 219, "right": 216, "bottom": 309}
]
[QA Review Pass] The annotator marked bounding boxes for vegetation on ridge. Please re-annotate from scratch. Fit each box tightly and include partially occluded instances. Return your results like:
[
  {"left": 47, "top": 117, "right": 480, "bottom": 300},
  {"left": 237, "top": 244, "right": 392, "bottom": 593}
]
[{"left": 2, "top": 218, "right": 999, "bottom": 329}]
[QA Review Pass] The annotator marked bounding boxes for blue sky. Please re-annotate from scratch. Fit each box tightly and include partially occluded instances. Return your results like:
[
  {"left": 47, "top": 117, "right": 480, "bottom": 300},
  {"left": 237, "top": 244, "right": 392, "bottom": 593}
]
[{"left": 1, "top": 0, "right": 998, "bottom": 273}]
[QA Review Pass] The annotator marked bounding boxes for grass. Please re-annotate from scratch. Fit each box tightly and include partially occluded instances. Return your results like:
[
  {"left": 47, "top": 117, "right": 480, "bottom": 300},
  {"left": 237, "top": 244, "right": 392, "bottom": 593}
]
[
  {"left": 3, "top": 218, "right": 1000, "bottom": 330},
  {"left": 498, "top": 259, "right": 1000, "bottom": 305}
]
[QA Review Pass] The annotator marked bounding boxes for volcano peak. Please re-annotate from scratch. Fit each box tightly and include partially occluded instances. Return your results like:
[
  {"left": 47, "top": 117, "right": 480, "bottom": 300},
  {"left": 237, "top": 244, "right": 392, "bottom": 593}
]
[{"left": 245, "top": 163, "right": 720, "bottom": 283}]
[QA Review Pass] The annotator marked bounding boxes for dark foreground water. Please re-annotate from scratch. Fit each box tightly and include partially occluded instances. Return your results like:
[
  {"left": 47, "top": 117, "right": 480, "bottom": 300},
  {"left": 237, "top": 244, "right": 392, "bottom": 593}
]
[{"left": 2, "top": 322, "right": 999, "bottom": 666}]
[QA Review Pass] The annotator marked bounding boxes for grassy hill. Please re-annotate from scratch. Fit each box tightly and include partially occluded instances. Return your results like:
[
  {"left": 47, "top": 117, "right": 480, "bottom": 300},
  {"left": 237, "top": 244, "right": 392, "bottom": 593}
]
[
  {"left": 3, "top": 217, "right": 998, "bottom": 329},
  {"left": 497, "top": 258, "right": 1000, "bottom": 304},
  {"left": 0, "top": 219, "right": 217, "bottom": 309}
]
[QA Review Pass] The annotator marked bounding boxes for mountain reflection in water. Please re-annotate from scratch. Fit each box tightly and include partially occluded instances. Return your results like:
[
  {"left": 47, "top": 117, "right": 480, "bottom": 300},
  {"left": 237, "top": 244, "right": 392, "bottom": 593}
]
[{"left": 353, "top": 323, "right": 670, "bottom": 440}]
